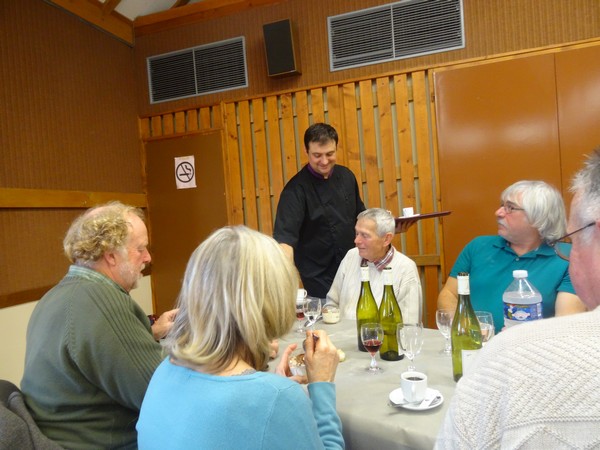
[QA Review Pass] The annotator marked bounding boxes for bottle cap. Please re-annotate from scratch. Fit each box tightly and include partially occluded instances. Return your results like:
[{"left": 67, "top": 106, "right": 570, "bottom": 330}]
[{"left": 513, "top": 270, "right": 528, "bottom": 278}]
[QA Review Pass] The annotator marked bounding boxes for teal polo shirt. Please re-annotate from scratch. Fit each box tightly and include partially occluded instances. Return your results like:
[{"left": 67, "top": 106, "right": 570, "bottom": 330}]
[{"left": 449, "top": 235, "right": 575, "bottom": 331}]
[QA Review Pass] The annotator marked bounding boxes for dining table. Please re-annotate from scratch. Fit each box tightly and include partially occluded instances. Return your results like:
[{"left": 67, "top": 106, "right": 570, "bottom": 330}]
[{"left": 271, "top": 319, "right": 457, "bottom": 450}]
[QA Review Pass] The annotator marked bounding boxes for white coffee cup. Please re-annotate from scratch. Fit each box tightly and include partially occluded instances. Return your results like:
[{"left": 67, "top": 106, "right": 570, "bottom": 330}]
[
  {"left": 401, "top": 371, "right": 428, "bottom": 403},
  {"left": 402, "top": 207, "right": 415, "bottom": 217},
  {"left": 296, "top": 289, "right": 307, "bottom": 303}
]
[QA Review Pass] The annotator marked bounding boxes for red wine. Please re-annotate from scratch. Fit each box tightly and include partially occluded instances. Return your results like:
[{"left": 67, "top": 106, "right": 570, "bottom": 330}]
[
  {"left": 296, "top": 311, "right": 305, "bottom": 320},
  {"left": 363, "top": 339, "right": 382, "bottom": 355},
  {"left": 356, "top": 266, "right": 378, "bottom": 352}
]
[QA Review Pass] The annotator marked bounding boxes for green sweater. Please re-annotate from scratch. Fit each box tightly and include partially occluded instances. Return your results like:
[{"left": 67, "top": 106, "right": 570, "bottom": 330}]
[{"left": 21, "top": 265, "right": 164, "bottom": 449}]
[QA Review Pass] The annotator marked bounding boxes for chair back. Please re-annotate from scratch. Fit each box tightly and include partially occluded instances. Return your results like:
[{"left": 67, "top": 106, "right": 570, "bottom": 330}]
[{"left": 0, "top": 379, "right": 63, "bottom": 450}]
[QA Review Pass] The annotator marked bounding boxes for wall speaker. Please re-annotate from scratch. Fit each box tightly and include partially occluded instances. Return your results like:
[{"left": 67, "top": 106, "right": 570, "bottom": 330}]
[{"left": 262, "top": 19, "right": 301, "bottom": 77}]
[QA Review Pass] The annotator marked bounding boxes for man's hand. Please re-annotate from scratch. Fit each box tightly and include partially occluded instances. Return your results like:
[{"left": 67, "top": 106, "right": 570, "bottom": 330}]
[{"left": 151, "top": 308, "right": 179, "bottom": 340}]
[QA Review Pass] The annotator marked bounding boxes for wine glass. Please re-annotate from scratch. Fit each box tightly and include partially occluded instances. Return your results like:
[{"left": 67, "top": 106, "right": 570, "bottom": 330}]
[
  {"left": 435, "top": 309, "right": 454, "bottom": 355},
  {"left": 295, "top": 289, "right": 308, "bottom": 333},
  {"left": 303, "top": 297, "right": 322, "bottom": 330},
  {"left": 397, "top": 323, "right": 423, "bottom": 371},
  {"left": 295, "top": 298, "right": 307, "bottom": 333},
  {"left": 360, "top": 323, "right": 384, "bottom": 373},
  {"left": 475, "top": 311, "right": 495, "bottom": 346}
]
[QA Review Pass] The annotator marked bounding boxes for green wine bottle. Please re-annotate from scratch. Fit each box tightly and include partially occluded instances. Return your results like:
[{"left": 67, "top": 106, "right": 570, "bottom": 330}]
[
  {"left": 356, "top": 265, "right": 379, "bottom": 352},
  {"left": 378, "top": 267, "right": 404, "bottom": 361},
  {"left": 451, "top": 272, "right": 482, "bottom": 381}
]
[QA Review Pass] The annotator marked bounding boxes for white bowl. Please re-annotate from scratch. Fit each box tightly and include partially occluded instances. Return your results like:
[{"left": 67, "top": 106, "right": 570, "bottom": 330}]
[{"left": 289, "top": 353, "right": 306, "bottom": 377}]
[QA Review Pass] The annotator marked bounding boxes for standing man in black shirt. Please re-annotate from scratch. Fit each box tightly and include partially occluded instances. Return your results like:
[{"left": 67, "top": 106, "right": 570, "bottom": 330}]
[{"left": 273, "top": 123, "right": 366, "bottom": 298}]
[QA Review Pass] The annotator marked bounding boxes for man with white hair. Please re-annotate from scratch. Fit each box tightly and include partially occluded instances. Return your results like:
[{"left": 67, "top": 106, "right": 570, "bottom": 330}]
[
  {"left": 21, "top": 202, "right": 177, "bottom": 450},
  {"left": 438, "top": 180, "right": 586, "bottom": 331},
  {"left": 325, "top": 208, "right": 422, "bottom": 323},
  {"left": 436, "top": 149, "right": 600, "bottom": 448}
]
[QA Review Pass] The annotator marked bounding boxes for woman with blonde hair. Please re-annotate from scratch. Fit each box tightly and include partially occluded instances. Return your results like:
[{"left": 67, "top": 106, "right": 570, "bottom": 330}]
[{"left": 137, "top": 225, "right": 343, "bottom": 449}]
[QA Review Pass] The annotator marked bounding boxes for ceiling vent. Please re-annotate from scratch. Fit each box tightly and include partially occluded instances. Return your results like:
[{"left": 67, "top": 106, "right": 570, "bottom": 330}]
[
  {"left": 147, "top": 37, "right": 248, "bottom": 104},
  {"left": 328, "top": 0, "right": 464, "bottom": 71}
]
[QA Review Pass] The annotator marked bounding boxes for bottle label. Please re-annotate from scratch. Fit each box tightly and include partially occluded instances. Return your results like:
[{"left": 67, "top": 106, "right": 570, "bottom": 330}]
[
  {"left": 461, "top": 349, "right": 480, "bottom": 376},
  {"left": 504, "top": 302, "right": 542, "bottom": 324}
]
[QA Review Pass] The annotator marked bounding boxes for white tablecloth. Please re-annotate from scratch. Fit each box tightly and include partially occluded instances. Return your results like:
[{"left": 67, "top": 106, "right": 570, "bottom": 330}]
[{"left": 272, "top": 319, "right": 456, "bottom": 449}]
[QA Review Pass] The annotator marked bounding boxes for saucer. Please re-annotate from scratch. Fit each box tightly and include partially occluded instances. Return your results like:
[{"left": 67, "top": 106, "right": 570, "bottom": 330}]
[{"left": 389, "top": 387, "right": 444, "bottom": 411}]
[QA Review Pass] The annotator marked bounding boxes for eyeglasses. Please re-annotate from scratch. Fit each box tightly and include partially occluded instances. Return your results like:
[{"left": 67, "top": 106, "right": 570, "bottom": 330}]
[
  {"left": 548, "top": 222, "right": 596, "bottom": 261},
  {"left": 500, "top": 202, "right": 524, "bottom": 214}
]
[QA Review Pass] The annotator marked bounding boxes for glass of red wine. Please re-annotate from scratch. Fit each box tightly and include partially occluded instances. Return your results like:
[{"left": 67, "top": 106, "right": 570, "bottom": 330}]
[
  {"left": 360, "top": 322, "right": 384, "bottom": 373},
  {"left": 295, "top": 289, "right": 308, "bottom": 333}
]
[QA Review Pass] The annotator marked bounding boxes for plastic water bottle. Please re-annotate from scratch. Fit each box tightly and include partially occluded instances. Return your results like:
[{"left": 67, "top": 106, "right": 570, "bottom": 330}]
[{"left": 502, "top": 270, "right": 542, "bottom": 328}]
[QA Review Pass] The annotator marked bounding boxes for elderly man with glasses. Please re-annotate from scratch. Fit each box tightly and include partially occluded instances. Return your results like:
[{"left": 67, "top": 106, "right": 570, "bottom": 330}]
[{"left": 437, "top": 180, "right": 586, "bottom": 332}]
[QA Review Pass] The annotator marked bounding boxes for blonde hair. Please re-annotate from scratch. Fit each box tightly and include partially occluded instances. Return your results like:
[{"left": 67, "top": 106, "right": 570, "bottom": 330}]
[
  {"left": 164, "top": 226, "right": 298, "bottom": 373},
  {"left": 63, "top": 201, "right": 145, "bottom": 266}
]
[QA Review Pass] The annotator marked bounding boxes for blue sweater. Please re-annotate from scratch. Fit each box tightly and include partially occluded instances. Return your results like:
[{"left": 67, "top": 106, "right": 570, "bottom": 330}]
[{"left": 137, "top": 358, "right": 344, "bottom": 449}]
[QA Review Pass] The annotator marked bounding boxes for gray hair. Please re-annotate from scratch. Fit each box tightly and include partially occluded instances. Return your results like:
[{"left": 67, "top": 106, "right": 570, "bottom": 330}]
[
  {"left": 501, "top": 180, "right": 566, "bottom": 242},
  {"left": 63, "top": 201, "right": 145, "bottom": 266},
  {"left": 357, "top": 208, "right": 395, "bottom": 236},
  {"left": 164, "top": 226, "right": 298, "bottom": 373},
  {"left": 570, "top": 147, "right": 600, "bottom": 242}
]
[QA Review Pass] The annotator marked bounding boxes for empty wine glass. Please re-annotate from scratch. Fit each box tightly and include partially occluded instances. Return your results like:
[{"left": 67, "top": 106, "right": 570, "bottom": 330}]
[
  {"left": 397, "top": 323, "right": 423, "bottom": 371},
  {"left": 435, "top": 309, "right": 454, "bottom": 355},
  {"left": 303, "top": 297, "right": 322, "bottom": 330},
  {"left": 475, "top": 311, "right": 495, "bottom": 346},
  {"left": 360, "top": 323, "right": 384, "bottom": 373}
]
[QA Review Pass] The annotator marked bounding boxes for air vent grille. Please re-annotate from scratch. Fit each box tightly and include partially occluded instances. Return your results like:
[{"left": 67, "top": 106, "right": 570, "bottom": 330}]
[
  {"left": 329, "top": 0, "right": 464, "bottom": 71},
  {"left": 147, "top": 37, "right": 248, "bottom": 104}
]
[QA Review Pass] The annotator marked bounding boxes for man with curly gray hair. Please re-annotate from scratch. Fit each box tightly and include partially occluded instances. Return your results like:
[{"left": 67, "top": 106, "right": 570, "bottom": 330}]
[{"left": 21, "top": 201, "right": 177, "bottom": 449}]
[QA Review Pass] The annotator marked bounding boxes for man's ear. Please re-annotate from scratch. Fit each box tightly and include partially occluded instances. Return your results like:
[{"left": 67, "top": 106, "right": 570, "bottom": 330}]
[
  {"left": 103, "top": 250, "right": 118, "bottom": 267},
  {"left": 383, "top": 232, "right": 394, "bottom": 246}
]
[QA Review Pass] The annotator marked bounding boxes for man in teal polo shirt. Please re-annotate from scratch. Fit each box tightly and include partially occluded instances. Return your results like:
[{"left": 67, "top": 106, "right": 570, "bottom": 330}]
[{"left": 437, "top": 180, "right": 586, "bottom": 331}]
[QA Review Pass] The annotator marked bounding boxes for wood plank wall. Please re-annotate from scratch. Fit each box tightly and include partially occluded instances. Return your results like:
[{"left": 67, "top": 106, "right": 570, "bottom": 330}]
[
  {"left": 0, "top": 0, "right": 144, "bottom": 309},
  {"left": 140, "top": 69, "right": 445, "bottom": 327}
]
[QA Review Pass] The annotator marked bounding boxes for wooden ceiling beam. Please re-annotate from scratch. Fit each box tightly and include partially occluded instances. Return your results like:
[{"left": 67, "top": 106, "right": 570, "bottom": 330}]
[
  {"left": 172, "top": 0, "right": 192, "bottom": 7},
  {"left": 134, "top": 0, "right": 287, "bottom": 37},
  {"left": 102, "top": 0, "right": 122, "bottom": 17},
  {"left": 46, "top": 0, "right": 133, "bottom": 45}
]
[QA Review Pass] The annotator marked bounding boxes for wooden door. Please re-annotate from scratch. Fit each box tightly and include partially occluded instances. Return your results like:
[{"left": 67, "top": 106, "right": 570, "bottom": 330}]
[
  {"left": 434, "top": 54, "right": 562, "bottom": 274},
  {"left": 145, "top": 131, "right": 229, "bottom": 314}
]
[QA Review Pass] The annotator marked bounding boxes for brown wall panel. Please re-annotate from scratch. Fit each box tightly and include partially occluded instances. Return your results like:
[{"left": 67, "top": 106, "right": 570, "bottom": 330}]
[
  {"left": 1, "top": 0, "right": 143, "bottom": 306},
  {"left": 134, "top": 0, "right": 600, "bottom": 117},
  {"left": 0, "top": 209, "right": 79, "bottom": 308},
  {"left": 556, "top": 45, "right": 600, "bottom": 206},
  {"left": 0, "top": 0, "right": 141, "bottom": 193},
  {"left": 435, "top": 55, "right": 563, "bottom": 272}
]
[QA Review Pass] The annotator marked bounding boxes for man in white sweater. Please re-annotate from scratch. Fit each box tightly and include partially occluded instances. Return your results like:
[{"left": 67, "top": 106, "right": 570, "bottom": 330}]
[
  {"left": 325, "top": 208, "right": 422, "bottom": 323},
  {"left": 436, "top": 148, "right": 600, "bottom": 449}
]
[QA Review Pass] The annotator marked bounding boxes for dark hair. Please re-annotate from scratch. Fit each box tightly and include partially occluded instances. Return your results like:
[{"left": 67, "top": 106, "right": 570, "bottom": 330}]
[{"left": 304, "top": 123, "right": 338, "bottom": 150}]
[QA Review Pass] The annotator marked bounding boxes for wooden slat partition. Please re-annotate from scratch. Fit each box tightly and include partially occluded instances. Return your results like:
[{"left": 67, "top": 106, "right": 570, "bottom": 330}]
[{"left": 140, "top": 69, "right": 444, "bottom": 327}]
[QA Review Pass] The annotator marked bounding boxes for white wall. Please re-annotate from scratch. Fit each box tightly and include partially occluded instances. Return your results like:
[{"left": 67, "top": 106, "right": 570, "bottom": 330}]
[{"left": 0, "top": 276, "right": 153, "bottom": 387}]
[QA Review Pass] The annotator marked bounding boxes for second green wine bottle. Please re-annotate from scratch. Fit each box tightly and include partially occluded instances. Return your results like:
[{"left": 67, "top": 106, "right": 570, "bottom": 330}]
[
  {"left": 378, "top": 267, "right": 403, "bottom": 361},
  {"left": 451, "top": 272, "right": 482, "bottom": 381}
]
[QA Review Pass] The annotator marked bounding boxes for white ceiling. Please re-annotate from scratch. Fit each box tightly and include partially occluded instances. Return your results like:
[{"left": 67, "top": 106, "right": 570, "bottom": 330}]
[{"left": 99, "top": 0, "right": 204, "bottom": 21}]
